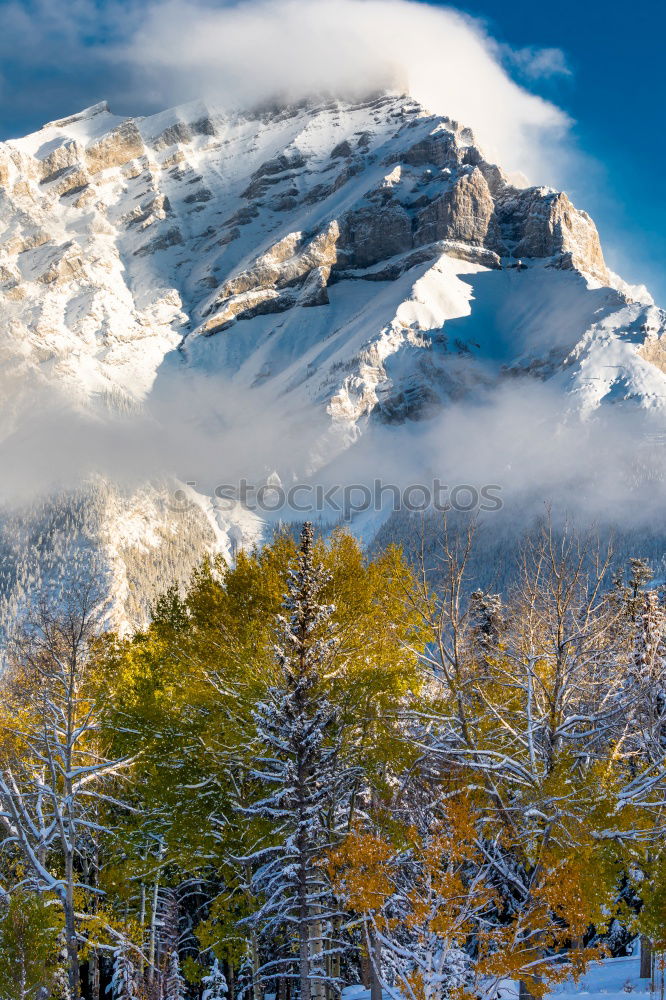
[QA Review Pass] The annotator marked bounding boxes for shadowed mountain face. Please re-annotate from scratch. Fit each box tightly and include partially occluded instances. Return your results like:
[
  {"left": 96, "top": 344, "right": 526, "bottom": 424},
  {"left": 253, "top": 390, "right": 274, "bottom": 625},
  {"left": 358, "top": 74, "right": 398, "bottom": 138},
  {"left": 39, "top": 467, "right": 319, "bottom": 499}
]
[{"left": 1, "top": 92, "right": 666, "bottom": 624}]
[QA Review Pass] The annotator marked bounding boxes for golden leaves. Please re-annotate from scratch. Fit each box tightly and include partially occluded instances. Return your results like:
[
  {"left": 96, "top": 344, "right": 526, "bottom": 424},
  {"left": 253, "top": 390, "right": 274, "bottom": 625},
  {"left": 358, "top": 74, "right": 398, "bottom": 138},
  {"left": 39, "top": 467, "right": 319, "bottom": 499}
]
[{"left": 326, "top": 829, "right": 395, "bottom": 914}]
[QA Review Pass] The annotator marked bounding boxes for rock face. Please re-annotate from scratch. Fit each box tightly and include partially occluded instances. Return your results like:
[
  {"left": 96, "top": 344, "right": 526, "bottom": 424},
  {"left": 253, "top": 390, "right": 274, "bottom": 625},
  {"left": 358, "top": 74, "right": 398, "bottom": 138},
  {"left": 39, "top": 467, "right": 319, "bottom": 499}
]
[
  {"left": 508, "top": 188, "right": 608, "bottom": 282},
  {"left": 85, "top": 120, "right": 145, "bottom": 174},
  {"left": 1, "top": 92, "right": 666, "bottom": 622},
  {"left": 0, "top": 93, "right": 619, "bottom": 417},
  {"left": 415, "top": 168, "right": 498, "bottom": 248}
]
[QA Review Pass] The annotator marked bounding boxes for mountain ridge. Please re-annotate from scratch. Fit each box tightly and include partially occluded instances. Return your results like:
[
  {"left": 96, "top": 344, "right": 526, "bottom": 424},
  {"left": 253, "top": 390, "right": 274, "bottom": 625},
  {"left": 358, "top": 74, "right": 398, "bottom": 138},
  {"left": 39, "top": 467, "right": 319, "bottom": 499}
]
[{"left": 1, "top": 91, "right": 665, "bottom": 626}]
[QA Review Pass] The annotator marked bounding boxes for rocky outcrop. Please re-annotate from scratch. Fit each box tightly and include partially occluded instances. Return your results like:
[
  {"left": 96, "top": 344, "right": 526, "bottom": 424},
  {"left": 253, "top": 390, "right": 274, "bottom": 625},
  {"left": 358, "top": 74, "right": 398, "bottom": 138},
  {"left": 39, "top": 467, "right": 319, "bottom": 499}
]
[
  {"left": 85, "top": 120, "right": 145, "bottom": 174},
  {"left": 638, "top": 309, "right": 666, "bottom": 373},
  {"left": 34, "top": 241, "right": 87, "bottom": 286},
  {"left": 337, "top": 199, "right": 412, "bottom": 268},
  {"left": 199, "top": 222, "right": 340, "bottom": 332},
  {"left": 40, "top": 154, "right": 91, "bottom": 198},
  {"left": 401, "top": 128, "right": 459, "bottom": 168},
  {"left": 133, "top": 226, "right": 184, "bottom": 257},
  {"left": 415, "top": 168, "right": 499, "bottom": 248},
  {"left": 499, "top": 187, "right": 608, "bottom": 282},
  {"left": 0, "top": 151, "right": 10, "bottom": 187},
  {"left": 121, "top": 193, "right": 172, "bottom": 230},
  {"left": 39, "top": 140, "right": 85, "bottom": 182}
]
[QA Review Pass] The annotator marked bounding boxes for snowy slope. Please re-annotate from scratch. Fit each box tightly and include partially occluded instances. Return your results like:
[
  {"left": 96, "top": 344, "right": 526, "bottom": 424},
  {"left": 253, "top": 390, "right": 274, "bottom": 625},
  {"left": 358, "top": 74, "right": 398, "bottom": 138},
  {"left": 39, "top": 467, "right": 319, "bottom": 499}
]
[
  {"left": 2, "top": 94, "right": 664, "bottom": 429},
  {"left": 1, "top": 92, "right": 666, "bottom": 621}
]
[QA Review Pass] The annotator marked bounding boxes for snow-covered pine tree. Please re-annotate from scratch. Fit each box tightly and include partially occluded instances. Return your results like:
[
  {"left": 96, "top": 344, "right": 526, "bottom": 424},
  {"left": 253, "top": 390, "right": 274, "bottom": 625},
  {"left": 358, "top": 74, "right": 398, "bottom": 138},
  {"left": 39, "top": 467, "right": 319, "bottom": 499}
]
[
  {"left": 469, "top": 589, "right": 504, "bottom": 651},
  {"left": 202, "top": 958, "right": 228, "bottom": 1000},
  {"left": 109, "top": 941, "right": 141, "bottom": 1000},
  {"left": 629, "top": 589, "right": 666, "bottom": 765},
  {"left": 621, "top": 586, "right": 666, "bottom": 979},
  {"left": 244, "top": 522, "right": 350, "bottom": 1000},
  {"left": 164, "top": 948, "right": 187, "bottom": 1000},
  {"left": 235, "top": 954, "right": 254, "bottom": 1000},
  {"left": 627, "top": 558, "right": 654, "bottom": 610}
]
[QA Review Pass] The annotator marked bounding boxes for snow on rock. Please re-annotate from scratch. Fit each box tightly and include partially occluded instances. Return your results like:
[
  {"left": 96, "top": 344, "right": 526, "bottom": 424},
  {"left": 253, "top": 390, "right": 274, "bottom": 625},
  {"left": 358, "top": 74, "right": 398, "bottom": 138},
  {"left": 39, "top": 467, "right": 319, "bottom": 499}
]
[{"left": 2, "top": 91, "right": 666, "bottom": 621}]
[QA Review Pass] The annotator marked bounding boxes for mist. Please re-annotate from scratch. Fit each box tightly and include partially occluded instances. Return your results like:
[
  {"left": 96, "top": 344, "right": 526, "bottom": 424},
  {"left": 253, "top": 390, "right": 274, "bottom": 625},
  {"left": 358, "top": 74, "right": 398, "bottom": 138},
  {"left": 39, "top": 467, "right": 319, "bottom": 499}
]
[{"left": 3, "top": 356, "right": 665, "bottom": 542}]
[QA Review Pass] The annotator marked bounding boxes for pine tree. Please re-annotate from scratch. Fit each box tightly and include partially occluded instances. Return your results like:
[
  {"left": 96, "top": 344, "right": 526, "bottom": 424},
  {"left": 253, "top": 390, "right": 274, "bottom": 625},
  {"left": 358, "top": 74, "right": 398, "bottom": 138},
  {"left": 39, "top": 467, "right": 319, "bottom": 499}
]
[
  {"left": 235, "top": 954, "right": 254, "bottom": 1000},
  {"left": 629, "top": 589, "right": 666, "bottom": 764},
  {"left": 628, "top": 558, "right": 654, "bottom": 610},
  {"left": 165, "top": 948, "right": 187, "bottom": 1000},
  {"left": 469, "top": 589, "right": 504, "bottom": 651},
  {"left": 110, "top": 941, "right": 141, "bottom": 1000},
  {"left": 244, "top": 522, "right": 351, "bottom": 1000},
  {"left": 203, "top": 958, "right": 229, "bottom": 1000}
]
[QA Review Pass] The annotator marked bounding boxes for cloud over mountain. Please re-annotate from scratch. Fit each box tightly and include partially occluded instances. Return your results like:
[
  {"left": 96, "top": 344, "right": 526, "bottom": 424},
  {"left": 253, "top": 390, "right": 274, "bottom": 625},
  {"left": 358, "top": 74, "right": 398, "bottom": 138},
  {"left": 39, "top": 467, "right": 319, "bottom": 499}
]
[
  {"left": 119, "top": 0, "right": 570, "bottom": 180},
  {"left": 1, "top": 0, "right": 570, "bottom": 182}
]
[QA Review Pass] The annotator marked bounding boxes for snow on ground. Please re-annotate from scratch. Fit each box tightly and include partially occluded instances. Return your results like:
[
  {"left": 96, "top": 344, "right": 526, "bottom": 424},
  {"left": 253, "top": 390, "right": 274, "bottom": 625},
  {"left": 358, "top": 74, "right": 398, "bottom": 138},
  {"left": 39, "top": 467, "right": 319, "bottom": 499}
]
[
  {"left": 341, "top": 954, "right": 657, "bottom": 1000},
  {"left": 547, "top": 955, "right": 653, "bottom": 999}
]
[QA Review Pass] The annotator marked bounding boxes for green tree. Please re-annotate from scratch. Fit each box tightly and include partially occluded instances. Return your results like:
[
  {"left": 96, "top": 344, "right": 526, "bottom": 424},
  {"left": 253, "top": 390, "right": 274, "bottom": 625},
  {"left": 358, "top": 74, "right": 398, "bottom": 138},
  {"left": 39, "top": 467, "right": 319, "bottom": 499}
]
[{"left": 0, "top": 890, "right": 62, "bottom": 1000}]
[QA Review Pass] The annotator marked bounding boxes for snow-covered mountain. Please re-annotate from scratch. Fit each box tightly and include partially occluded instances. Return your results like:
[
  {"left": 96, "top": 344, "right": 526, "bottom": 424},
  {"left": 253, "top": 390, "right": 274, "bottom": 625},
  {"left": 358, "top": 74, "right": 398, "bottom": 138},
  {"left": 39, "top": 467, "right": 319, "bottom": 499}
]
[{"left": 2, "top": 92, "right": 666, "bottom": 624}]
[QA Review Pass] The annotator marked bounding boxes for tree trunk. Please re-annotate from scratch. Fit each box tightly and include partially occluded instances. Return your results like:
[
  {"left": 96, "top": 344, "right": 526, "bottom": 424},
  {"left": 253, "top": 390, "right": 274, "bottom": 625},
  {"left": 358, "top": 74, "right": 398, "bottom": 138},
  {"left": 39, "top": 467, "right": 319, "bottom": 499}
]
[
  {"left": 64, "top": 882, "right": 80, "bottom": 999},
  {"left": 519, "top": 979, "right": 542, "bottom": 1000},
  {"left": 328, "top": 914, "right": 342, "bottom": 999},
  {"left": 299, "top": 892, "right": 311, "bottom": 1000},
  {"left": 310, "top": 907, "right": 324, "bottom": 1000},
  {"left": 88, "top": 831, "right": 101, "bottom": 1000},
  {"left": 368, "top": 924, "right": 382, "bottom": 1000},
  {"left": 360, "top": 947, "right": 371, "bottom": 990},
  {"left": 250, "top": 927, "right": 263, "bottom": 1000},
  {"left": 88, "top": 949, "right": 100, "bottom": 1000},
  {"left": 296, "top": 750, "right": 310, "bottom": 1000},
  {"left": 139, "top": 878, "right": 147, "bottom": 978},
  {"left": 641, "top": 936, "right": 654, "bottom": 980},
  {"left": 147, "top": 876, "right": 160, "bottom": 988}
]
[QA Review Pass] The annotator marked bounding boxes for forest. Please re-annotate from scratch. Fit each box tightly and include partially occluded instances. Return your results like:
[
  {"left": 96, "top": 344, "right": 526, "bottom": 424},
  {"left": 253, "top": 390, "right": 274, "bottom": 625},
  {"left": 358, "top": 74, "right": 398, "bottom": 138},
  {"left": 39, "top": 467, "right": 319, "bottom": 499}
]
[{"left": 0, "top": 518, "right": 665, "bottom": 1000}]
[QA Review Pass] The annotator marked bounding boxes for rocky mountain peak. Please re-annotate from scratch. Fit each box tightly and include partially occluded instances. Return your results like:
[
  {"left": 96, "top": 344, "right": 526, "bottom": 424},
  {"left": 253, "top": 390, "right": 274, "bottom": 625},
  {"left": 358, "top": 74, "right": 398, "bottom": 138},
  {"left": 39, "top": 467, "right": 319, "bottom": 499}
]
[
  {"left": 0, "top": 91, "right": 665, "bottom": 625},
  {"left": 0, "top": 93, "right": 656, "bottom": 417}
]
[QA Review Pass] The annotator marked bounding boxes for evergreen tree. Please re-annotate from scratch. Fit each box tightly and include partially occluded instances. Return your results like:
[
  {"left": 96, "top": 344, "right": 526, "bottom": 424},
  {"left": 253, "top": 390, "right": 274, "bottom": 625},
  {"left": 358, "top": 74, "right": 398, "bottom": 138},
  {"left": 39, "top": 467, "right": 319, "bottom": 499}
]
[
  {"left": 244, "top": 523, "right": 351, "bottom": 1000},
  {"left": 235, "top": 954, "right": 255, "bottom": 1000},
  {"left": 628, "top": 589, "right": 666, "bottom": 764},
  {"left": 109, "top": 941, "right": 141, "bottom": 1000},
  {"left": 203, "top": 958, "right": 229, "bottom": 1000},
  {"left": 165, "top": 948, "right": 187, "bottom": 1000},
  {"left": 469, "top": 589, "right": 504, "bottom": 651}
]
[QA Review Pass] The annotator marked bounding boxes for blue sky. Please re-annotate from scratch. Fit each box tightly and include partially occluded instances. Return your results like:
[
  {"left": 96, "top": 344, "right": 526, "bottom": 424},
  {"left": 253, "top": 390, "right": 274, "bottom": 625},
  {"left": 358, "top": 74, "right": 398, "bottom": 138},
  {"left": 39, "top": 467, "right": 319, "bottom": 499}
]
[
  {"left": 449, "top": 0, "right": 666, "bottom": 302},
  {"left": 0, "top": 0, "right": 663, "bottom": 300}
]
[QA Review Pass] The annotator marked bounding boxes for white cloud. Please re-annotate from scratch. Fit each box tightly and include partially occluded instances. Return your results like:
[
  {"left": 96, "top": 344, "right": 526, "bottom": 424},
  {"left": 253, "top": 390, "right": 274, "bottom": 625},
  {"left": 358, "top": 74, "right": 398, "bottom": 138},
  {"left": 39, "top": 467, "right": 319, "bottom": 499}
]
[
  {"left": 505, "top": 45, "right": 572, "bottom": 81},
  {"left": 115, "top": 0, "right": 572, "bottom": 181},
  {"left": 0, "top": 0, "right": 575, "bottom": 182}
]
